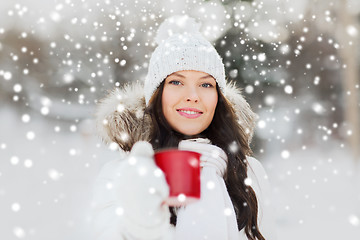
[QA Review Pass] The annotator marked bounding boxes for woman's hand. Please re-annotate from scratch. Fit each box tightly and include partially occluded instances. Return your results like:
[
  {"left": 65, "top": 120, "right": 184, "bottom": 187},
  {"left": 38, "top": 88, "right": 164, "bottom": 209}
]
[
  {"left": 92, "top": 141, "right": 174, "bottom": 240},
  {"left": 178, "top": 139, "right": 227, "bottom": 176},
  {"left": 116, "top": 141, "right": 171, "bottom": 239}
]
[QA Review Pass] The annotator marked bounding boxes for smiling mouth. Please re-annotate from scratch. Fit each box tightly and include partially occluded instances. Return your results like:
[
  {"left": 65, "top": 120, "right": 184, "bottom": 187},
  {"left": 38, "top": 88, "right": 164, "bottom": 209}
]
[
  {"left": 176, "top": 109, "right": 203, "bottom": 119},
  {"left": 177, "top": 109, "right": 203, "bottom": 115}
]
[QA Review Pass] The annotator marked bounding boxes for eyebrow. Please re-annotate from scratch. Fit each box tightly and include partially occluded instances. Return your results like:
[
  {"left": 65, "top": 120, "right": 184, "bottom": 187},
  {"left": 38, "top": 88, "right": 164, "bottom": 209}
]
[{"left": 169, "top": 73, "right": 213, "bottom": 79}]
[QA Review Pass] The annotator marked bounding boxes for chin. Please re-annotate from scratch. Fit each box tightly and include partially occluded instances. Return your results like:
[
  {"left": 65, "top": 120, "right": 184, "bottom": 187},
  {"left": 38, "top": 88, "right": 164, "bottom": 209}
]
[
  {"left": 171, "top": 122, "right": 210, "bottom": 137},
  {"left": 177, "top": 128, "right": 203, "bottom": 137}
]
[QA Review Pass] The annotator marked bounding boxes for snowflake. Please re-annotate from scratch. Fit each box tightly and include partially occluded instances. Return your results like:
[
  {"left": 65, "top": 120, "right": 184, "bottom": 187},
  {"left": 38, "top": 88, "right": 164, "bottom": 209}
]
[
  {"left": 13, "top": 83, "right": 22, "bottom": 93},
  {"left": 281, "top": 150, "right": 290, "bottom": 159}
]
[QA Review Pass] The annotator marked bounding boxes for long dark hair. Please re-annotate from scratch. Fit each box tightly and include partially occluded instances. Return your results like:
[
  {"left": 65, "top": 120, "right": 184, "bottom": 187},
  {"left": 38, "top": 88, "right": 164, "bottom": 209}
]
[{"left": 145, "top": 81, "right": 265, "bottom": 240}]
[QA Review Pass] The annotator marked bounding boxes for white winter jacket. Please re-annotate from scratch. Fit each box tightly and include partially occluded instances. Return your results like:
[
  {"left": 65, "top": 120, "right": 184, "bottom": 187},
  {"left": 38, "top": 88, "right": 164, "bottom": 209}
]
[{"left": 93, "top": 82, "right": 277, "bottom": 239}]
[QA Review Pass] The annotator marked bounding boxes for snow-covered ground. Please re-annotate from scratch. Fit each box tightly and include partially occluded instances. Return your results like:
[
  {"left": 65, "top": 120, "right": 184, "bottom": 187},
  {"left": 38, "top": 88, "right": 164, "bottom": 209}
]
[
  {"left": 0, "top": 105, "right": 359, "bottom": 240},
  {"left": 263, "top": 147, "right": 360, "bottom": 239},
  {"left": 0, "top": 105, "right": 117, "bottom": 240}
]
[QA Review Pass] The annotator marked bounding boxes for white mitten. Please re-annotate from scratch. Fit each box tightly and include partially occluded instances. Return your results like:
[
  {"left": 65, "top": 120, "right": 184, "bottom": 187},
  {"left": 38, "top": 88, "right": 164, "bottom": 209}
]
[
  {"left": 178, "top": 138, "right": 227, "bottom": 176},
  {"left": 115, "top": 141, "right": 171, "bottom": 239}
]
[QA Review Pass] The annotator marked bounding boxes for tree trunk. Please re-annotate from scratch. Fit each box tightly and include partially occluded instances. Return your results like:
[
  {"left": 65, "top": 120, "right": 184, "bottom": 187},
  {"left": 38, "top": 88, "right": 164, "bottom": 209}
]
[{"left": 337, "top": 0, "right": 360, "bottom": 163}]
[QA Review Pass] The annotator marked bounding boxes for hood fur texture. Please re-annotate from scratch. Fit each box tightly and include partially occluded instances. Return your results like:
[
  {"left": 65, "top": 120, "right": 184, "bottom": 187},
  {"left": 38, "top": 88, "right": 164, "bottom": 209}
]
[{"left": 96, "top": 81, "right": 257, "bottom": 152}]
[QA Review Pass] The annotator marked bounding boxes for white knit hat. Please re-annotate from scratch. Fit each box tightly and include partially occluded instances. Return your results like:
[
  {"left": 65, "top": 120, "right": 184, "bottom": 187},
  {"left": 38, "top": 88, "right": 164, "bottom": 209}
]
[{"left": 144, "top": 15, "right": 226, "bottom": 105}]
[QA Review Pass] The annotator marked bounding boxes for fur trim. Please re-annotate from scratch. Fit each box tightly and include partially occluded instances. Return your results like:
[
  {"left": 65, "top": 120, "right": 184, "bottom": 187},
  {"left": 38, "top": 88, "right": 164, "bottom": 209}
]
[
  {"left": 95, "top": 82, "right": 151, "bottom": 152},
  {"left": 224, "top": 81, "right": 258, "bottom": 141},
  {"left": 96, "top": 81, "right": 257, "bottom": 151}
]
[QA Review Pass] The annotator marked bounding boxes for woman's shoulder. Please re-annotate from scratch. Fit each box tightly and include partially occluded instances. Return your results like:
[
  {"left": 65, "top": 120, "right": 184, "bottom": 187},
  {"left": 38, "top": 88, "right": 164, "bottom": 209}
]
[
  {"left": 92, "top": 153, "right": 130, "bottom": 206},
  {"left": 245, "top": 156, "right": 271, "bottom": 197},
  {"left": 97, "top": 159, "right": 124, "bottom": 178},
  {"left": 246, "top": 157, "right": 278, "bottom": 239},
  {"left": 246, "top": 156, "right": 268, "bottom": 179},
  {"left": 96, "top": 150, "right": 129, "bottom": 176}
]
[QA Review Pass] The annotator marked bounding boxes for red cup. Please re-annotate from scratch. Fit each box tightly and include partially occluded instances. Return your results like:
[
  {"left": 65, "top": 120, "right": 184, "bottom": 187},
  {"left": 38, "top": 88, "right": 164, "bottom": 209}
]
[{"left": 154, "top": 149, "right": 201, "bottom": 206}]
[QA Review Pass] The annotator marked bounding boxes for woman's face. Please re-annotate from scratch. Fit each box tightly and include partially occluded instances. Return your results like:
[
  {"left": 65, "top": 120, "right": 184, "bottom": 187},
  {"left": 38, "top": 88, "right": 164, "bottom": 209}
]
[{"left": 162, "top": 70, "right": 218, "bottom": 136}]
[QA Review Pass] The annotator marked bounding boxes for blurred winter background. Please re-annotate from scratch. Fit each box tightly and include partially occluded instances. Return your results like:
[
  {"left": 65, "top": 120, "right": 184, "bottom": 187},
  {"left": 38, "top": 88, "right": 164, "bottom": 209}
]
[{"left": 0, "top": 0, "right": 359, "bottom": 239}]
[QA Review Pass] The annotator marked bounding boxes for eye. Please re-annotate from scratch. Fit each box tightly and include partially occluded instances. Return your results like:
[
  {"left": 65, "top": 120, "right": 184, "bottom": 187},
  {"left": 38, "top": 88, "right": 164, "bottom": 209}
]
[
  {"left": 169, "top": 80, "right": 181, "bottom": 86},
  {"left": 201, "top": 83, "right": 214, "bottom": 88}
]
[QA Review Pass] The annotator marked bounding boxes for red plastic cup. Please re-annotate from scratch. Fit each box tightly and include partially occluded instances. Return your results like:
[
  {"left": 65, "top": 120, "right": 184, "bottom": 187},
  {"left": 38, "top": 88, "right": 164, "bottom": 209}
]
[{"left": 154, "top": 149, "right": 201, "bottom": 206}]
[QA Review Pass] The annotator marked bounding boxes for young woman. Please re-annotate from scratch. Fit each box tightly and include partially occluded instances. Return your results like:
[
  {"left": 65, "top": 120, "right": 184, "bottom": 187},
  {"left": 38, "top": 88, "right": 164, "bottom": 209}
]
[{"left": 93, "top": 16, "right": 276, "bottom": 240}]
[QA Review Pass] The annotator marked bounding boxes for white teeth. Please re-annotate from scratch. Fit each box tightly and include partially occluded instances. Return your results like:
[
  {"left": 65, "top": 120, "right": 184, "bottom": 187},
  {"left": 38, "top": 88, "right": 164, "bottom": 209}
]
[{"left": 178, "top": 110, "right": 201, "bottom": 115}]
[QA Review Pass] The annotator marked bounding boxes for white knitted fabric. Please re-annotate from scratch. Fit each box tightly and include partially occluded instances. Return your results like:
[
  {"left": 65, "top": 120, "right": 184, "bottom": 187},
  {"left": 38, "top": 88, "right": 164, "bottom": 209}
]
[{"left": 144, "top": 15, "right": 226, "bottom": 105}]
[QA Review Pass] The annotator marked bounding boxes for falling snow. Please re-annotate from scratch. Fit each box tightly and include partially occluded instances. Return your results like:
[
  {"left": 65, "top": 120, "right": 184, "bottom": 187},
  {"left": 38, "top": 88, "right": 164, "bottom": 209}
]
[{"left": 0, "top": 0, "right": 359, "bottom": 239}]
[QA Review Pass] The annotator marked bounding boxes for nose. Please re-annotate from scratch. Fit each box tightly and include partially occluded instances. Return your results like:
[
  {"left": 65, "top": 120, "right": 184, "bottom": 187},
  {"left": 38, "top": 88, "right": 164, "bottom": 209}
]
[
  {"left": 186, "top": 98, "right": 198, "bottom": 102},
  {"left": 185, "top": 86, "right": 199, "bottom": 103}
]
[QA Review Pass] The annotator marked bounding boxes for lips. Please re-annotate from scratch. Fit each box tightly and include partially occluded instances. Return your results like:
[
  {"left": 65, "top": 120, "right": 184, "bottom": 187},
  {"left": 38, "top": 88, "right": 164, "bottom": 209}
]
[{"left": 176, "top": 108, "right": 203, "bottom": 119}]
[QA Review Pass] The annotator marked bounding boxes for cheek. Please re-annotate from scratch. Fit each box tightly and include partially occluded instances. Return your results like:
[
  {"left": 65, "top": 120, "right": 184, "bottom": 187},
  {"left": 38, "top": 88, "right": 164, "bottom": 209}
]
[
  {"left": 162, "top": 88, "right": 170, "bottom": 109},
  {"left": 205, "top": 92, "right": 218, "bottom": 113},
  {"left": 162, "top": 87, "right": 176, "bottom": 115}
]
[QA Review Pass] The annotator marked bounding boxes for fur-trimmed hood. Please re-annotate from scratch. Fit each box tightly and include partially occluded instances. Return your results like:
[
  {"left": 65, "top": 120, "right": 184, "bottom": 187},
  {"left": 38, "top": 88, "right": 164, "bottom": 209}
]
[{"left": 95, "top": 81, "right": 257, "bottom": 152}]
